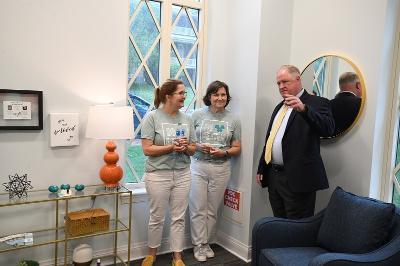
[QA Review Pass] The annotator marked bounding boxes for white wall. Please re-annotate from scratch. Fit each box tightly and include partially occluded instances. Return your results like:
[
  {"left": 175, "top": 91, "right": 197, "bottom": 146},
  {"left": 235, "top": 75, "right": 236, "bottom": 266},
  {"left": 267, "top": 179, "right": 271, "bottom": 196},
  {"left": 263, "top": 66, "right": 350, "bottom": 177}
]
[
  {"left": 205, "top": 0, "right": 263, "bottom": 258},
  {"left": 0, "top": 0, "right": 131, "bottom": 264},
  {"left": 250, "top": 0, "right": 295, "bottom": 240},
  {"left": 290, "top": 0, "right": 399, "bottom": 208},
  {"left": 0, "top": 0, "right": 129, "bottom": 187}
]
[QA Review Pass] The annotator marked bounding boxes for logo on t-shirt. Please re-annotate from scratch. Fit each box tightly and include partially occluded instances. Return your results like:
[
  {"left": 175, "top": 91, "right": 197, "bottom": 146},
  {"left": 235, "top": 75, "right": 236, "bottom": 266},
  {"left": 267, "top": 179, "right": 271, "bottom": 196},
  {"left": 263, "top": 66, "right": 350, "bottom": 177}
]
[
  {"left": 161, "top": 123, "right": 189, "bottom": 145},
  {"left": 199, "top": 119, "right": 229, "bottom": 147}
]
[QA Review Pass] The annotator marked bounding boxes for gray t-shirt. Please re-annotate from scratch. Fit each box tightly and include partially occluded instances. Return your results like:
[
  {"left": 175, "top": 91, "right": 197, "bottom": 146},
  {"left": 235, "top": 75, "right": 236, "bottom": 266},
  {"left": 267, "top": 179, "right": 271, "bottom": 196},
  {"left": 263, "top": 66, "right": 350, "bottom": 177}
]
[
  {"left": 192, "top": 107, "right": 241, "bottom": 163},
  {"left": 141, "top": 108, "right": 196, "bottom": 172}
]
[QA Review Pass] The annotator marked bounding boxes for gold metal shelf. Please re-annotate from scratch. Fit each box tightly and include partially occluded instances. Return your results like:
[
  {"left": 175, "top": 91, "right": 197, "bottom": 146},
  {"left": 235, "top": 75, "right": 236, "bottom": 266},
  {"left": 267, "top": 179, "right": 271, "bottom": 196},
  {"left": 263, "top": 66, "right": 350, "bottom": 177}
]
[{"left": 0, "top": 184, "right": 132, "bottom": 265}]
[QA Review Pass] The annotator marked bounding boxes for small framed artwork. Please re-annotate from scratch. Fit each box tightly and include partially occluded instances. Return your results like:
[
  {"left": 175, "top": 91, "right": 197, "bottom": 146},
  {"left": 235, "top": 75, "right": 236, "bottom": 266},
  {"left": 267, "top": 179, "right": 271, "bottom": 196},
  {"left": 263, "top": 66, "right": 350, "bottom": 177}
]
[
  {"left": 0, "top": 89, "right": 43, "bottom": 130},
  {"left": 50, "top": 113, "right": 79, "bottom": 147}
]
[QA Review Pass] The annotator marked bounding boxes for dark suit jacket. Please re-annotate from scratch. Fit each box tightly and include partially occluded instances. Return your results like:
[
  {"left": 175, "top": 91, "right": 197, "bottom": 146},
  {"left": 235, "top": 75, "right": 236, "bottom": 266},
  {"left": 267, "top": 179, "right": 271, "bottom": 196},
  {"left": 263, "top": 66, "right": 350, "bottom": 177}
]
[
  {"left": 330, "top": 92, "right": 361, "bottom": 136},
  {"left": 257, "top": 90, "right": 334, "bottom": 193}
]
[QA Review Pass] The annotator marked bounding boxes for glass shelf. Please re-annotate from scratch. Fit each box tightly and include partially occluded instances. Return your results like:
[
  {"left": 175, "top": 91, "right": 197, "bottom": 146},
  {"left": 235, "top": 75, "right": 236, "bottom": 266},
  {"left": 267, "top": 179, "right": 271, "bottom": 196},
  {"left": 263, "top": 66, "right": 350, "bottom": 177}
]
[
  {"left": 0, "top": 184, "right": 130, "bottom": 207},
  {"left": 0, "top": 219, "right": 128, "bottom": 253},
  {"left": 0, "top": 228, "right": 60, "bottom": 252}
]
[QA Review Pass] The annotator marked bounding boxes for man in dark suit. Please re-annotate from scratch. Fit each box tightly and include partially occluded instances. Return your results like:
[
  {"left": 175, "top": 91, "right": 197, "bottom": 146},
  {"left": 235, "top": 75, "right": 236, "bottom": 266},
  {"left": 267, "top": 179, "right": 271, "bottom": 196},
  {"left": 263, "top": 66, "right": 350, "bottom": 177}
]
[
  {"left": 330, "top": 72, "right": 362, "bottom": 136},
  {"left": 256, "top": 65, "right": 335, "bottom": 219}
]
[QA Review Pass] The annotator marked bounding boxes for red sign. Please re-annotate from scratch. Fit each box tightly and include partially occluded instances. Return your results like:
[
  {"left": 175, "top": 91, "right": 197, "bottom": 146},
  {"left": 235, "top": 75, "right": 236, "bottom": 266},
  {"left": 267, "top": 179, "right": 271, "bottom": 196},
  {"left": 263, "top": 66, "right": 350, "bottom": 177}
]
[{"left": 224, "top": 188, "right": 240, "bottom": 211}]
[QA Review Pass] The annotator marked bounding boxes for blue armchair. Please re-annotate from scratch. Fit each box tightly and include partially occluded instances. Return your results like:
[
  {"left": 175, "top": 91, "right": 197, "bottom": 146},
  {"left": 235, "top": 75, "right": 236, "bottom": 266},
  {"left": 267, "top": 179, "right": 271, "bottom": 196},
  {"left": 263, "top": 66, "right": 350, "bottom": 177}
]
[{"left": 252, "top": 187, "right": 400, "bottom": 265}]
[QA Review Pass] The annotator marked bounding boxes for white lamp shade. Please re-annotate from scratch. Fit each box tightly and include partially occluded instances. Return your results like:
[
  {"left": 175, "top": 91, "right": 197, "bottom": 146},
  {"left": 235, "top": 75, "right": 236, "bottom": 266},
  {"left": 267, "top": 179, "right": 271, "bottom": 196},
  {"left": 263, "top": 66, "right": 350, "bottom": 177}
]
[{"left": 86, "top": 105, "right": 134, "bottom": 140}]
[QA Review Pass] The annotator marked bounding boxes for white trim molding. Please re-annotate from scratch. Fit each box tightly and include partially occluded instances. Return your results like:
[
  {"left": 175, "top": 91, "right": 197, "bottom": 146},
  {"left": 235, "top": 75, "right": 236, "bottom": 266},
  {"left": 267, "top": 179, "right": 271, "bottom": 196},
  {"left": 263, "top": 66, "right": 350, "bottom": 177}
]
[{"left": 216, "top": 229, "right": 252, "bottom": 263}]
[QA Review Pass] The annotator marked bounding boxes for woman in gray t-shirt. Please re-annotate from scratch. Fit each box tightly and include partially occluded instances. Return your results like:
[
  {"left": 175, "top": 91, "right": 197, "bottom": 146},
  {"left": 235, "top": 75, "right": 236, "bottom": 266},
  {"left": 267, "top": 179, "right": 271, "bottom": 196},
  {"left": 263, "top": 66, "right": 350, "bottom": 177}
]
[
  {"left": 189, "top": 81, "right": 241, "bottom": 262},
  {"left": 140, "top": 79, "right": 196, "bottom": 266}
]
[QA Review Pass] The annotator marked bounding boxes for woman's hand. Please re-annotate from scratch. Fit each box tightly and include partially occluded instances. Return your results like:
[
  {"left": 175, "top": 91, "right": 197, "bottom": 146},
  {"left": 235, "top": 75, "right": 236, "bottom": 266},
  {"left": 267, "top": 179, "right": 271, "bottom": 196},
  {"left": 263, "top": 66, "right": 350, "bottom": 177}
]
[
  {"left": 209, "top": 147, "right": 226, "bottom": 158},
  {"left": 196, "top": 143, "right": 212, "bottom": 154},
  {"left": 173, "top": 137, "right": 188, "bottom": 153}
]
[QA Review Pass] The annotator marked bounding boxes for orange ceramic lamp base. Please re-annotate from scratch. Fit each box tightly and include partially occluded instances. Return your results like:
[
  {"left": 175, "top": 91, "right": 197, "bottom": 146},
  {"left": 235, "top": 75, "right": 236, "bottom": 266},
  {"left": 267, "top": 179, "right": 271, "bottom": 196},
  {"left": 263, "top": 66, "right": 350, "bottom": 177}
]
[{"left": 99, "top": 140, "right": 123, "bottom": 188}]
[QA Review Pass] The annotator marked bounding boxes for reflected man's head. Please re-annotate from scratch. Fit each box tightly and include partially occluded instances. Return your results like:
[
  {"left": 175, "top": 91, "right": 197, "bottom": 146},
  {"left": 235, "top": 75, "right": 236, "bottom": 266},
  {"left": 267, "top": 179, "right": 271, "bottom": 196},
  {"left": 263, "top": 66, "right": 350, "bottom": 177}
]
[{"left": 339, "top": 72, "right": 362, "bottom": 97}]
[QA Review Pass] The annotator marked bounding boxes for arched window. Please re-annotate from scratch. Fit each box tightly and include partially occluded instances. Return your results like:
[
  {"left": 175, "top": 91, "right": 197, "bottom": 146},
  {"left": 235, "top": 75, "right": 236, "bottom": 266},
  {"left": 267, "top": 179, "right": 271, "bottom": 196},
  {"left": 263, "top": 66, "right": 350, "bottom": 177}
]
[{"left": 125, "top": 0, "right": 206, "bottom": 183}]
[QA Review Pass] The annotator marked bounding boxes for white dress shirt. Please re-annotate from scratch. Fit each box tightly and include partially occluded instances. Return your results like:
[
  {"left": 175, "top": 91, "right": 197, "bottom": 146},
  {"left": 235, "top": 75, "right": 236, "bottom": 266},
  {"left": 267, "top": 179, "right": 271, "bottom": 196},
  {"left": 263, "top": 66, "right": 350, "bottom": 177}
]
[{"left": 271, "top": 89, "right": 304, "bottom": 165}]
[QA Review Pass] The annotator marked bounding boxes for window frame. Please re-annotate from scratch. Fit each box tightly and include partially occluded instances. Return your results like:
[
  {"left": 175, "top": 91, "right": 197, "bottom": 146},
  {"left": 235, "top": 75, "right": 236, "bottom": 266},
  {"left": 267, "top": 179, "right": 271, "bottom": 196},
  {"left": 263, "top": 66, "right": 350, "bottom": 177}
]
[
  {"left": 124, "top": 0, "right": 207, "bottom": 189},
  {"left": 381, "top": 18, "right": 400, "bottom": 205}
]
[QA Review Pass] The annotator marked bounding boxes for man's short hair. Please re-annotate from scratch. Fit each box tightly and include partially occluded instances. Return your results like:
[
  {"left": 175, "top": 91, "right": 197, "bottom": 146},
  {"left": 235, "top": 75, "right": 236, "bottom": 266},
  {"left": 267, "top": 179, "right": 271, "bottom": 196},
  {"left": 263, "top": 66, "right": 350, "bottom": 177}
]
[
  {"left": 339, "top": 72, "right": 360, "bottom": 87},
  {"left": 279, "top": 65, "right": 301, "bottom": 77}
]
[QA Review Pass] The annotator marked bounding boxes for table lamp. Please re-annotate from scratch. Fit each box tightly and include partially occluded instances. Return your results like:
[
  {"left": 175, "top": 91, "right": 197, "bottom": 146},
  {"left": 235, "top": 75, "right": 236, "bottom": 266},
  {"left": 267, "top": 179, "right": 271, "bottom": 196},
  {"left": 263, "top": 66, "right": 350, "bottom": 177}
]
[{"left": 86, "top": 105, "right": 134, "bottom": 188}]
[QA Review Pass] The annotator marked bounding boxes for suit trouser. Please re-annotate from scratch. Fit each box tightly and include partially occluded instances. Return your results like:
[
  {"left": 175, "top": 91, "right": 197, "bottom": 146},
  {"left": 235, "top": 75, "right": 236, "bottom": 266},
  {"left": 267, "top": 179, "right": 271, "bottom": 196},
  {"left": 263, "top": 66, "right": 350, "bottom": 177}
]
[
  {"left": 267, "top": 165, "right": 316, "bottom": 219},
  {"left": 144, "top": 168, "right": 191, "bottom": 252},
  {"left": 189, "top": 159, "right": 230, "bottom": 246}
]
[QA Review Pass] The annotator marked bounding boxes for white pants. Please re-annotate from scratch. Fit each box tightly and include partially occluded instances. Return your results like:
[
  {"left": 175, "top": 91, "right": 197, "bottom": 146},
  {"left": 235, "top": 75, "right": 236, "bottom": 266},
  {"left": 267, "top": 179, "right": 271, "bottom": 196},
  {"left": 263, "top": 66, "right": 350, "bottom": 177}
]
[
  {"left": 189, "top": 159, "right": 230, "bottom": 245},
  {"left": 144, "top": 168, "right": 191, "bottom": 252}
]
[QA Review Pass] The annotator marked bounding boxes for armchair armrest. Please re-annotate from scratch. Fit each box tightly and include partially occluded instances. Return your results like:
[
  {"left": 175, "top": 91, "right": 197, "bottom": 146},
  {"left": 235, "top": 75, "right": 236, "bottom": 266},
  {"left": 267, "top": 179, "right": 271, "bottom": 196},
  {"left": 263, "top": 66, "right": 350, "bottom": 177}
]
[
  {"left": 252, "top": 211, "right": 324, "bottom": 266},
  {"left": 309, "top": 231, "right": 400, "bottom": 266}
]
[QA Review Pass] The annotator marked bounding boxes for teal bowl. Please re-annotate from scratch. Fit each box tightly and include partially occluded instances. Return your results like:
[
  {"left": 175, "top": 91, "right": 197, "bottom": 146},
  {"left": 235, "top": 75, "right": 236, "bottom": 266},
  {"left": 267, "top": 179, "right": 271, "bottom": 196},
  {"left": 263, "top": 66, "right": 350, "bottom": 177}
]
[
  {"left": 48, "top": 185, "right": 59, "bottom": 193},
  {"left": 60, "top": 184, "right": 70, "bottom": 190},
  {"left": 74, "top": 184, "right": 85, "bottom": 191}
]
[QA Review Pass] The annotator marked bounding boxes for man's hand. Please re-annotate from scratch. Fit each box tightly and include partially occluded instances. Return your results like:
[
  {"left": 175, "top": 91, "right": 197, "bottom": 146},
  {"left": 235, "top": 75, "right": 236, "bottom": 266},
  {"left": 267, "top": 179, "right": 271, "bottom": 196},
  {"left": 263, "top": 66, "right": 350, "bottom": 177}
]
[
  {"left": 256, "top": 174, "right": 263, "bottom": 186},
  {"left": 283, "top": 94, "right": 305, "bottom": 112}
]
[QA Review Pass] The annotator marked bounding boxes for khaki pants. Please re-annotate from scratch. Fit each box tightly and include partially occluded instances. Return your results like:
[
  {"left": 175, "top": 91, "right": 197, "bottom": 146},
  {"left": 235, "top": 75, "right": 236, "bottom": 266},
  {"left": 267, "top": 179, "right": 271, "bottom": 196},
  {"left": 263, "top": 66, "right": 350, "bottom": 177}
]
[
  {"left": 144, "top": 168, "right": 191, "bottom": 252},
  {"left": 189, "top": 159, "right": 230, "bottom": 246}
]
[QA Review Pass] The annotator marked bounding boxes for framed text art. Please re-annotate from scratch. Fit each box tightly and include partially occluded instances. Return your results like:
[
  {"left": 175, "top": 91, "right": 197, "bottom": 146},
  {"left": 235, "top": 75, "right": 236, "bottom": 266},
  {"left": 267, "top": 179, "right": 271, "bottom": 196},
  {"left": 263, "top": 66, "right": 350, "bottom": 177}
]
[
  {"left": 0, "top": 89, "right": 43, "bottom": 130},
  {"left": 50, "top": 113, "right": 79, "bottom": 147}
]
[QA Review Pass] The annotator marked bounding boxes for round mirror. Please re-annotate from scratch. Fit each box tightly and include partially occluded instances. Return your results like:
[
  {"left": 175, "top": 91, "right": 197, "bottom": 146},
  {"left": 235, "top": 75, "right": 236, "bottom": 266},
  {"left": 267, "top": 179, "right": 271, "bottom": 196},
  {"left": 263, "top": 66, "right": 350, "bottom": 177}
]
[{"left": 301, "top": 55, "right": 366, "bottom": 138}]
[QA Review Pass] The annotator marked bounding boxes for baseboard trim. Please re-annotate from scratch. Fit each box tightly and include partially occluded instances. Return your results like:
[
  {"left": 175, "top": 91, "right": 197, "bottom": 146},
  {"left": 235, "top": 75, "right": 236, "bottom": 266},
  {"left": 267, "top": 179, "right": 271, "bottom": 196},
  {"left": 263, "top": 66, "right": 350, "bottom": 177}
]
[
  {"left": 37, "top": 234, "right": 193, "bottom": 266},
  {"left": 36, "top": 232, "right": 253, "bottom": 265},
  {"left": 216, "top": 230, "right": 252, "bottom": 263}
]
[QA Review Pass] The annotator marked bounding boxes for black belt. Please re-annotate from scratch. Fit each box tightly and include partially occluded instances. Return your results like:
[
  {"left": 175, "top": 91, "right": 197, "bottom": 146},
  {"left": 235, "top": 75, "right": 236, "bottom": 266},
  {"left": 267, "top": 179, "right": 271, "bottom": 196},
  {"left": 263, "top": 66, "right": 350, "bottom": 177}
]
[{"left": 270, "top": 164, "right": 284, "bottom": 172}]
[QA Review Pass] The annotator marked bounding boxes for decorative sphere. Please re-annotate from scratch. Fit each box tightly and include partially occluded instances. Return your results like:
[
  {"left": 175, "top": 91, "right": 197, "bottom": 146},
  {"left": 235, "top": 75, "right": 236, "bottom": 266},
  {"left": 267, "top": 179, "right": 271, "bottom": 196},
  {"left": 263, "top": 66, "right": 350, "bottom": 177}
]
[
  {"left": 75, "top": 184, "right": 85, "bottom": 191},
  {"left": 48, "top": 185, "right": 59, "bottom": 193},
  {"left": 73, "top": 244, "right": 93, "bottom": 264},
  {"left": 60, "top": 184, "right": 70, "bottom": 190}
]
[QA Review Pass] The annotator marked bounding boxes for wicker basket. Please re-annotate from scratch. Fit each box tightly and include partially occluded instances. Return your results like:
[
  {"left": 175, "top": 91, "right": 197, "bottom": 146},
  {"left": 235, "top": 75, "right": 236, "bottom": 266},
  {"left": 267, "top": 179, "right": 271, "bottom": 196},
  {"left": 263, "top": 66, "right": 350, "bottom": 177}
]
[{"left": 66, "top": 208, "right": 110, "bottom": 237}]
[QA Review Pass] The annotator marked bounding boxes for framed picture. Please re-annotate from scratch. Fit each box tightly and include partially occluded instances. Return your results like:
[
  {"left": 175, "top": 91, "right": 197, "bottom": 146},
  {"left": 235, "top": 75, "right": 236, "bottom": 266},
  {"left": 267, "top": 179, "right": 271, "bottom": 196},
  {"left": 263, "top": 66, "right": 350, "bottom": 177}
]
[
  {"left": 50, "top": 113, "right": 79, "bottom": 147},
  {"left": 0, "top": 89, "right": 43, "bottom": 130}
]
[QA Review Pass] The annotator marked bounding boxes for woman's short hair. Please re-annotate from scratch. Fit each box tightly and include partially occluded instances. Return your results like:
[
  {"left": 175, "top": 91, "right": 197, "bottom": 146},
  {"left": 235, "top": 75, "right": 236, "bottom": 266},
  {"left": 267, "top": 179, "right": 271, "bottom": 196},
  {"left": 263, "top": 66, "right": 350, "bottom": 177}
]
[
  {"left": 203, "top": 80, "right": 231, "bottom": 107},
  {"left": 154, "top": 79, "right": 184, "bottom": 108}
]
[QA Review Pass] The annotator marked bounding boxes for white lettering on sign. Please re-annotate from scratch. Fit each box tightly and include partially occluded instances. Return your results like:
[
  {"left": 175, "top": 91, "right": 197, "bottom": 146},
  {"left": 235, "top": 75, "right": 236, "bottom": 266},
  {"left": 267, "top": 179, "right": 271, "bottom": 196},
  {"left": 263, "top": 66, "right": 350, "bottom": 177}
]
[{"left": 224, "top": 188, "right": 240, "bottom": 211}]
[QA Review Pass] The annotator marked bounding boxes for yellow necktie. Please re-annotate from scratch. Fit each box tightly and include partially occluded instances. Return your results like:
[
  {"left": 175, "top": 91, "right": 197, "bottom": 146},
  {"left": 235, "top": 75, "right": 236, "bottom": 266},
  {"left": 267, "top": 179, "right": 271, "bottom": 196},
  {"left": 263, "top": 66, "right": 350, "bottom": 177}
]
[{"left": 265, "top": 105, "right": 289, "bottom": 164}]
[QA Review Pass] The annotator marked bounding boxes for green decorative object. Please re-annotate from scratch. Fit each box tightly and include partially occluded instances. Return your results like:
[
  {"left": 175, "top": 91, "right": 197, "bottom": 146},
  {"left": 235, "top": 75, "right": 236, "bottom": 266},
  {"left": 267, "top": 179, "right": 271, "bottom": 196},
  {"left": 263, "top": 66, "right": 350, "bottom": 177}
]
[
  {"left": 74, "top": 184, "right": 85, "bottom": 191},
  {"left": 60, "top": 184, "right": 70, "bottom": 190},
  {"left": 17, "top": 260, "right": 39, "bottom": 266},
  {"left": 48, "top": 185, "right": 59, "bottom": 193}
]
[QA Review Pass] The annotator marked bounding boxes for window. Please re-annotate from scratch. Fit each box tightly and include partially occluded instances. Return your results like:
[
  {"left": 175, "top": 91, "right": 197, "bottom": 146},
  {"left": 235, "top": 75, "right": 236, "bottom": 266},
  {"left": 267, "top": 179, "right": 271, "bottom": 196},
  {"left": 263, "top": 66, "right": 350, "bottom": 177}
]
[
  {"left": 311, "top": 57, "right": 327, "bottom": 97},
  {"left": 390, "top": 88, "right": 400, "bottom": 207},
  {"left": 393, "top": 126, "right": 400, "bottom": 206},
  {"left": 125, "top": 0, "right": 206, "bottom": 183},
  {"left": 385, "top": 26, "right": 400, "bottom": 207}
]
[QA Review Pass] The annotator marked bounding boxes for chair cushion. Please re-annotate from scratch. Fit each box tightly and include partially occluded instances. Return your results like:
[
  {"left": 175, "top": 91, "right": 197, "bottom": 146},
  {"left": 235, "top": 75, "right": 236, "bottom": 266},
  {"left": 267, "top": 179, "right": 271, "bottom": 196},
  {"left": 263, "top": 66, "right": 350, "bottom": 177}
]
[
  {"left": 317, "top": 187, "right": 395, "bottom": 253},
  {"left": 260, "top": 247, "right": 328, "bottom": 266}
]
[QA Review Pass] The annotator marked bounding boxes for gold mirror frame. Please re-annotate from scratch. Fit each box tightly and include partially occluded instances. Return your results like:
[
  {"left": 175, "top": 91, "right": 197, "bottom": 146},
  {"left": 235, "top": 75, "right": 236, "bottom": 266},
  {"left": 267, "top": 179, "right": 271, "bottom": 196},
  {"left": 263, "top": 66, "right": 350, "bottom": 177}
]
[{"left": 301, "top": 55, "right": 366, "bottom": 138}]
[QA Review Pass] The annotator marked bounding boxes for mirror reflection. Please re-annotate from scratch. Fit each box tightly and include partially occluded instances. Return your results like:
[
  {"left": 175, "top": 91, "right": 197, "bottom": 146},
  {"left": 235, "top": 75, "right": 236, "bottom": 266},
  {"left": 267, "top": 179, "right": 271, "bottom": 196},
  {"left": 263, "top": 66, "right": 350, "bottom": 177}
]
[{"left": 301, "top": 55, "right": 365, "bottom": 137}]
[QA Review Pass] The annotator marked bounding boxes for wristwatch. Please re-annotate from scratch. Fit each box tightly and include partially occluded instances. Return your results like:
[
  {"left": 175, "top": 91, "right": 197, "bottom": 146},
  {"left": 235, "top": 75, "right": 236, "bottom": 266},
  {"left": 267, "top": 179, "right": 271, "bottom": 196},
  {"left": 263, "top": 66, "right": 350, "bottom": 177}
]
[{"left": 225, "top": 150, "right": 229, "bottom": 157}]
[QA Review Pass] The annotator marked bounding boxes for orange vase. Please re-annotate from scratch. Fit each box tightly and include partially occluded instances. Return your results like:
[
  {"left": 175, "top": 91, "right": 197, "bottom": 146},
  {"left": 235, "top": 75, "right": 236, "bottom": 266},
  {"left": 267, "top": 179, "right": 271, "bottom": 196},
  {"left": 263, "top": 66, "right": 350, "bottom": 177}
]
[{"left": 99, "top": 140, "right": 123, "bottom": 188}]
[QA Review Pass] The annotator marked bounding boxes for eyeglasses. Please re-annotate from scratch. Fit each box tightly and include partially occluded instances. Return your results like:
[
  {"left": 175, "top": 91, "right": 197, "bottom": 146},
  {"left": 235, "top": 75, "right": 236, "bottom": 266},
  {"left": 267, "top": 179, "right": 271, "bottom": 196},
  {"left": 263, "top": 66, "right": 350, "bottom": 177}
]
[{"left": 173, "top": 91, "right": 187, "bottom": 96}]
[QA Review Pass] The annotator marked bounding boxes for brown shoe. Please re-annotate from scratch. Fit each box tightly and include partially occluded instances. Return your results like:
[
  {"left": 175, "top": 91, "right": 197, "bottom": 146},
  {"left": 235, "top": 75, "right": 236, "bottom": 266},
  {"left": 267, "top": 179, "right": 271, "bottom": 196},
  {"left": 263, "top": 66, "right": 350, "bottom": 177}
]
[
  {"left": 141, "top": 255, "right": 155, "bottom": 266},
  {"left": 172, "top": 258, "right": 185, "bottom": 266}
]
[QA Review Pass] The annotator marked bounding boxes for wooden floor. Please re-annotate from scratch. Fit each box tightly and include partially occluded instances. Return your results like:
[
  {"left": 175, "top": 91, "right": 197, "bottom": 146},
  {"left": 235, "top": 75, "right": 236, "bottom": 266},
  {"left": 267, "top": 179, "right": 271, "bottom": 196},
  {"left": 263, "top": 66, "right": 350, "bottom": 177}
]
[{"left": 130, "top": 244, "right": 250, "bottom": 266}]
